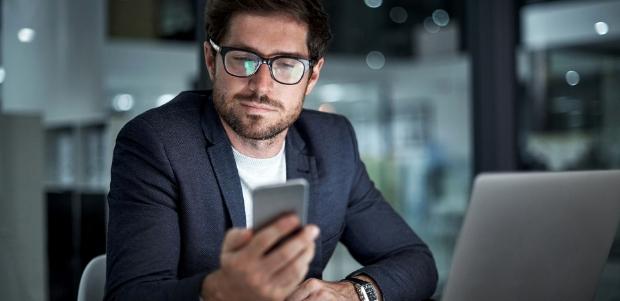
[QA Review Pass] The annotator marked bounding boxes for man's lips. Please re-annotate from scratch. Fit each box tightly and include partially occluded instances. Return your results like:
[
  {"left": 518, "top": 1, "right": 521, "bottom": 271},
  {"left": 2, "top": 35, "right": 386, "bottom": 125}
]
[{"left": 239, "top": 101, "right": 277, "bottom": 113}]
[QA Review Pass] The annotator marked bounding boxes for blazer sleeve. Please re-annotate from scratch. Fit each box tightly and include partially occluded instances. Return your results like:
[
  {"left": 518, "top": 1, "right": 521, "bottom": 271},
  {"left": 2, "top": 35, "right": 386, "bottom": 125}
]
[
  {"left": 339, "top": 118, "right": 438, "bottom": 301},
  {"left": 104, "top": 117, "right": 206, "bottom": 301}
]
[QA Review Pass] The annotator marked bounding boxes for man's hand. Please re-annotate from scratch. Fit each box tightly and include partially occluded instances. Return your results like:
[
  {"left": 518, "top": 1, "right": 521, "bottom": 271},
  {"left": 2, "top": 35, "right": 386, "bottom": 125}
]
[
  {"left": 201, "top": 215, "right": 320, "bottom": 301},
  {"left": 285, "top": 278, "right": 358, "bottom": 301}
]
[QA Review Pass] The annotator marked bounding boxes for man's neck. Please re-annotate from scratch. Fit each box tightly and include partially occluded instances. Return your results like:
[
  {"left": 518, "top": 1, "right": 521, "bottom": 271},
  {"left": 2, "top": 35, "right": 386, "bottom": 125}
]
[{"left": 221, "top": 120, "right": 287, "bottom": 159}]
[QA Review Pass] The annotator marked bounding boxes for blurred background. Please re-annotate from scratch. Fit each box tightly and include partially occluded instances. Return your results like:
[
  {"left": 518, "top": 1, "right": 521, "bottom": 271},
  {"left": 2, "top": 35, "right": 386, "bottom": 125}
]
[{"left": 1, "top": 0, "right": 619, "bottom": 300}]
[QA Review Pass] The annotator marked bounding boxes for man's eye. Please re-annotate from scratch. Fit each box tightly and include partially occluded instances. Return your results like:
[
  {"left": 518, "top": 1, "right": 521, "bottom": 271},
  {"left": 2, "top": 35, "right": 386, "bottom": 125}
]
[{"left": 275, "top": 60, "right": 299, "bottom": 69}]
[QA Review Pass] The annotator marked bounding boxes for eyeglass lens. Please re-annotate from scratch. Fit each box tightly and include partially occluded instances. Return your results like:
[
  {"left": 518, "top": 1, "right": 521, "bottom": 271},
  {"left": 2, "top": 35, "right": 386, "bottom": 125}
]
[{"left": 223, "top": 50, "right": 306, "bottom": 84}]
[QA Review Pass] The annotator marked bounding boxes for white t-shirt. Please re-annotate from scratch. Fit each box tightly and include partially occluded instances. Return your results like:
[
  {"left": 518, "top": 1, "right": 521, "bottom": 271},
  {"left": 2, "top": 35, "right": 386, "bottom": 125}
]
[{"left": 231, "top": 144, "right": 287, "bottom": 228}]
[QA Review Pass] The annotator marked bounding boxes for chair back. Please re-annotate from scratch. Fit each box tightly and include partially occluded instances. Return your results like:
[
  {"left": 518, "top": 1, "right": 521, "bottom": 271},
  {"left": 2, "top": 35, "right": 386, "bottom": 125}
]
[{"left": 77, "top": 254, "right": 106, "bottom": 301}]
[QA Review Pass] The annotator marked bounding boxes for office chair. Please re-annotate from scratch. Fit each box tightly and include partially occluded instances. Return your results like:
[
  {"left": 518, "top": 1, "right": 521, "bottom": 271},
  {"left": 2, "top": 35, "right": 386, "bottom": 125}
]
[{"left": 77, "top": 254, "right": 106, "bottom": 301}]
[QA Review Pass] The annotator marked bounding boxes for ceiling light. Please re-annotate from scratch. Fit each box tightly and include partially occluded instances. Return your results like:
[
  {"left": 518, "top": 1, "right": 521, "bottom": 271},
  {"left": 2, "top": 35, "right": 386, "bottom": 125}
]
[
  {"left": 594, "top": 21, "right": 609, "bottom": 35},
  {"left": 157, "top": 94, "right": 175, "bottom": 107},
  {"left": 364, "top": 0, "right": 383, "bottom": 9},
  {"left": 112, "top": 94, "right": 135, "bottom": 112},
  {"left": 17, "top": 28, "right": 36, "bottom": 43}
]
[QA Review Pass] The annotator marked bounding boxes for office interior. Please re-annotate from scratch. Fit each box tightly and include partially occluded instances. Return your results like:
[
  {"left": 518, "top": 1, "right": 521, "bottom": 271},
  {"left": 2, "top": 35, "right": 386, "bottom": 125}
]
[{"left": 1, "top": 0, "right": 619, "bottom": 300}]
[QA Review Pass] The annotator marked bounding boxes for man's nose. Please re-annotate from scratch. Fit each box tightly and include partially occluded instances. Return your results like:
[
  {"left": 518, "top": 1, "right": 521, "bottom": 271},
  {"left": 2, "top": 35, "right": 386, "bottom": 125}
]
[{"left": 248, "top": 63, "right": 274, "bottom": 94}]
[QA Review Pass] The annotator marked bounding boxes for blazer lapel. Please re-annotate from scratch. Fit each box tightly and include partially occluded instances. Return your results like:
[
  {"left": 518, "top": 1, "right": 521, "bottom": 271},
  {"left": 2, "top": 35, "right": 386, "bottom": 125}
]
[
  {"left": 201, "top": 95, "right": 246, "bottom": 228},
  {"left": 285, "top": 124, "right": 323, "bottom": 276},
  {"left": 285, "top": 124, "right": 319, "bottom": 222}
]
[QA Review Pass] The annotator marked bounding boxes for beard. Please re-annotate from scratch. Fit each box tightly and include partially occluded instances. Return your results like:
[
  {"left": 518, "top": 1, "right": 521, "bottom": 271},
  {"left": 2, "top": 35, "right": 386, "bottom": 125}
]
[{"left": 212, "top": 84, "right": 305, "bottom": 141}]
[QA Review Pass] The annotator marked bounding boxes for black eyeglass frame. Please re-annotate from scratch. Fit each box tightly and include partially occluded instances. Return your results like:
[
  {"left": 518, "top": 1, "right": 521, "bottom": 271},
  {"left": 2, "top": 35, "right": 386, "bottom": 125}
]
[{"left": 209, "top": 39, "right": 314, "bottom": 85}]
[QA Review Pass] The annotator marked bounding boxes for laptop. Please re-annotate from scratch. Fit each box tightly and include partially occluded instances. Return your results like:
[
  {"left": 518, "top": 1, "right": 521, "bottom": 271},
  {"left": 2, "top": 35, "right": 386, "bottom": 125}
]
[{"left": 442, "top": 170, "right": 620, "bottom": 301}]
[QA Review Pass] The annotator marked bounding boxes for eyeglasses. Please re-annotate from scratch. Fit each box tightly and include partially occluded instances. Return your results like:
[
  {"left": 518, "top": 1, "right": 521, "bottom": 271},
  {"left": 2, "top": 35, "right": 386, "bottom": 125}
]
[{"left": 209, "top": 39, "right": 313, "bottom": 85}]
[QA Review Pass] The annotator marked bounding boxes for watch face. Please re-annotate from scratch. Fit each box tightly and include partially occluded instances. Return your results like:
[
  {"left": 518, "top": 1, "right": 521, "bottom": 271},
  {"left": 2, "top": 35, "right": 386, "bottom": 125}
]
[
  {"left": 362, "top": 283, "right": 378, "bottom": 301},
  {"left": 354, "top": 285, "right": 367, "bottom": 301},
  {"left": 347, "top": 278, "right": 378, "bottom": 301}
]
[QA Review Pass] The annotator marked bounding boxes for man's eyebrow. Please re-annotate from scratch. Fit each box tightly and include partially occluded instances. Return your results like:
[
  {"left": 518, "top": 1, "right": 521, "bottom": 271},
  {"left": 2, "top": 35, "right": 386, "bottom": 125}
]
[{"left": 227, "top": 43, "right": 309, "bottom": 58}]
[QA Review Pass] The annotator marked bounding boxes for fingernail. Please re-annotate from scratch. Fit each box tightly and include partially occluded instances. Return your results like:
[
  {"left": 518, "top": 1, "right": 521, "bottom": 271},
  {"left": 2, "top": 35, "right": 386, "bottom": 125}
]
[{"left": 309, "top": 225, "right": 320, "bottom": 239}]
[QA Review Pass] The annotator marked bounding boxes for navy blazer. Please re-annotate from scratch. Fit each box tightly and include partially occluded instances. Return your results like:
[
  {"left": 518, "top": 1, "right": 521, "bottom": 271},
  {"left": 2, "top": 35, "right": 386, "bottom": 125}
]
[{"left": 105, "top": 90, "right": 437, "bottom": 301}]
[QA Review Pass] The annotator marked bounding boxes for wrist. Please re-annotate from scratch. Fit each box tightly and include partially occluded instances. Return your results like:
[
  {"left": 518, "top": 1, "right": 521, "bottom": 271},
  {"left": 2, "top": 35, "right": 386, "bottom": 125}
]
[{"left": 339, "top": 280, "right": 363, "bottom": 300}]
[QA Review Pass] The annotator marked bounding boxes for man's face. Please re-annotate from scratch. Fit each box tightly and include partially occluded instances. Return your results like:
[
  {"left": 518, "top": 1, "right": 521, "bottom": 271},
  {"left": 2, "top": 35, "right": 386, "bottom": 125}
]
[{"left": 204, "top": 13, "right": 324, "bottom": 141}]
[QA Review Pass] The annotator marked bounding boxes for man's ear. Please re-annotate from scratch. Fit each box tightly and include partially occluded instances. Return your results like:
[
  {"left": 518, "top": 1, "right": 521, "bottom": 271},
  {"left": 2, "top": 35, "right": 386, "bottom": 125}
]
[
  {"left": 304, "top": 57, "right": 325, "bottom": 96},
  {"left": 203, "top": 41, "right": 216, "bottom": 80}
]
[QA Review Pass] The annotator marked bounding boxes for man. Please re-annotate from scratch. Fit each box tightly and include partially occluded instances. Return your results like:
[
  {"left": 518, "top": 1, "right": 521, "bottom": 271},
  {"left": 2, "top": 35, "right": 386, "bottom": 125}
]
[{"left": 105, "top": 0, "right": 438, "bottom": 300}]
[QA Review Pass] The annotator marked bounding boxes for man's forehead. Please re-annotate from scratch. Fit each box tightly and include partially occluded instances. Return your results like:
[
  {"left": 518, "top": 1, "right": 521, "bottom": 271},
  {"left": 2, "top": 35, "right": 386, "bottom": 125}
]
[{"left": 222, "top": 12, "right": 310, "bottom": 57}]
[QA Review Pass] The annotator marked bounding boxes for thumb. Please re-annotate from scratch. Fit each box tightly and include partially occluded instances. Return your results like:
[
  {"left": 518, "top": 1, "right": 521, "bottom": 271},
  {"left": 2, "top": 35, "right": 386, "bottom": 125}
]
[{"left": 222, "top": 228, "right": 253, "bottom": 252}]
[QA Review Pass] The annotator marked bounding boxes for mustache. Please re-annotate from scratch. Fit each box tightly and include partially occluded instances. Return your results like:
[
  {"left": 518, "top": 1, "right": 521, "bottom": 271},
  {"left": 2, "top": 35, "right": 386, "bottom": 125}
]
[{"left": 234, "top": 93, "right": 284, "bottom": 110}]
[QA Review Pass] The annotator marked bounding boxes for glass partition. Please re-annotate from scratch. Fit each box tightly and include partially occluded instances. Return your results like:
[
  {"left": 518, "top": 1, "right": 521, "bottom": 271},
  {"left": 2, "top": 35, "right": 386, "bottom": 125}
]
[
  {"left": 301, "top": 1, "right": 472, "bottom": 290},
  {"left": 520, "top": 1, "right": 620, "bottom": 299},
  {"left": 306, "top": 56, "right": 472, "bottom": 289}
]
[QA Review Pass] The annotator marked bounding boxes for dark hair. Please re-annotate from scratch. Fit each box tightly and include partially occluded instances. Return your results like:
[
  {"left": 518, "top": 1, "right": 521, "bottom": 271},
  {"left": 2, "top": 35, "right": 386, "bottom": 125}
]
[{"left": 205, "top": 0, "right": 332, "bottom": 61}]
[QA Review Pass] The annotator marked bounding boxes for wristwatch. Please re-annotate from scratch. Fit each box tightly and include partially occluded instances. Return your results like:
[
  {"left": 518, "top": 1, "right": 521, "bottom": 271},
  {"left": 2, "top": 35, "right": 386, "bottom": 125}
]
[{"left": 345, "top": 277, "right": 378, "bottom": 301}]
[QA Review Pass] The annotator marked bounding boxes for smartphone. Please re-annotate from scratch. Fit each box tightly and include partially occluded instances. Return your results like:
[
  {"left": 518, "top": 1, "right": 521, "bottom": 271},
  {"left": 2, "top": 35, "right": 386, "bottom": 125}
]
[{"left": 252, "top": 178, "right": 309, "bottom": 231}]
